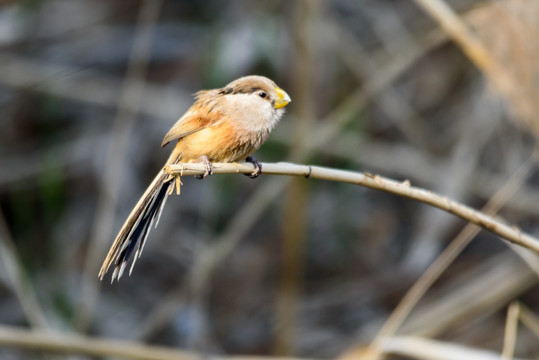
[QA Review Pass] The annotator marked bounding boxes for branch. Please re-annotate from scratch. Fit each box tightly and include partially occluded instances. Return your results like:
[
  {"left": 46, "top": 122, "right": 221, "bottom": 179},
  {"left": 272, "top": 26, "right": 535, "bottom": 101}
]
[
  {"left": 0, "top": 325, "right": 313, "bottom": 360},
  {"left": 167, "top": 162, "right": 539, "bottom": 254}
]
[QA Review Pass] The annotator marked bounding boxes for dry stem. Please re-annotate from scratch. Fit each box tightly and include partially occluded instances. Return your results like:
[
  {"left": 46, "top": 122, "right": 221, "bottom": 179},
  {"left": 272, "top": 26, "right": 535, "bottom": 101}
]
[
  {"left": 0, "top": 325, "right": 313, "bottom": 360},
  {"left": 167, "top": 162, "right": 539, "bottom": 255}
]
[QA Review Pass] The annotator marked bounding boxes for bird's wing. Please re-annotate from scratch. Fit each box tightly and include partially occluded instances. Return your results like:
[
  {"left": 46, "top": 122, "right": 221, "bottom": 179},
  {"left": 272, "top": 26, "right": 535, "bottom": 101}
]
[
  {"left": 161, "top": 90, "right": 223, "bottom": 147},
  {"left": 161, "top": 111, "right": 211, "bottom": 147}
]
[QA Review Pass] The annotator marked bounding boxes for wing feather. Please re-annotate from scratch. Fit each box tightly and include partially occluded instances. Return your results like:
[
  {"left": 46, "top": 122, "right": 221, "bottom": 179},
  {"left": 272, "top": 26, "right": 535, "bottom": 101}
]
[{"left": 161, "top": 90, "right": 223, "bottom": 147}]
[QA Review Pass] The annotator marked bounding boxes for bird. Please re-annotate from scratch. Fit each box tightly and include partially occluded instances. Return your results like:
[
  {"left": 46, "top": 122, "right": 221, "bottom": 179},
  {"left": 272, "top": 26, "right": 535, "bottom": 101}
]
[{"left": 99, "top": 75, "right": 291, "bottom": 282}]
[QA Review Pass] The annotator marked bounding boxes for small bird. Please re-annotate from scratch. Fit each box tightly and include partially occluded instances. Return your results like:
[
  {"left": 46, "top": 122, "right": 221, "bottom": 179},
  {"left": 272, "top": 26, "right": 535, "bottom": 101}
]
[{"left": 99, "top": 75, "right": 291, "bottom": 282}]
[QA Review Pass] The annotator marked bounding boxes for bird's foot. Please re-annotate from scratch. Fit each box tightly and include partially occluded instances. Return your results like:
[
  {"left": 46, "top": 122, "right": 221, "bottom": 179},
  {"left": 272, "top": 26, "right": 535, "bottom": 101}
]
[
  {"left": 195, "top": 155, "right": 213, "bottom": 179},
  {"left": 245, "top": 156, "right": 262, "bottom": 178}
]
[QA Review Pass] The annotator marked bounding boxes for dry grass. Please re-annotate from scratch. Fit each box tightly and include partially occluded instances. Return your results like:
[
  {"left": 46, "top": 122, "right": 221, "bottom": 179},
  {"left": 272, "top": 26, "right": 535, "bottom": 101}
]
[{"left": 467, "top": 0, "right": 539, "bottom": 137}]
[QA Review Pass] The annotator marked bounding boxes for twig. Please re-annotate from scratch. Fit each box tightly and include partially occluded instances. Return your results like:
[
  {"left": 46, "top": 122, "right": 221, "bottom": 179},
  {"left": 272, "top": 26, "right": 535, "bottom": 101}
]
[
  {"left": 0, "top": 325, "right": 315, "bottom": 360},
  {"left": 502, "top": 302, "right": 520, "bottom": 360},
  {"left": 167, "top": 161, "right": 539, "bottom": 254},
  {"left": 295, "top": 132, "right": 539, "bottom": 217}
]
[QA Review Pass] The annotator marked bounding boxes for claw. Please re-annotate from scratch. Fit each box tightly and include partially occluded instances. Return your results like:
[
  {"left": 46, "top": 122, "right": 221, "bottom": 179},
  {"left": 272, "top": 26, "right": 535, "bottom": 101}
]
[
  {"left": 195, "top": 155, "right": 213, "bottom": 179},
  {"left": 245, "top": 156, "right": 262, "bottom": 178}
]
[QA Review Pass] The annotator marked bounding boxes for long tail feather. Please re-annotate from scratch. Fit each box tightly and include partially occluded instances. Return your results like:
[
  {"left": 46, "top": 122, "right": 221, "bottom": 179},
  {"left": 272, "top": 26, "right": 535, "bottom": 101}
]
[{"left": 98, "top": 168, "right": 173, "bottom": 282}]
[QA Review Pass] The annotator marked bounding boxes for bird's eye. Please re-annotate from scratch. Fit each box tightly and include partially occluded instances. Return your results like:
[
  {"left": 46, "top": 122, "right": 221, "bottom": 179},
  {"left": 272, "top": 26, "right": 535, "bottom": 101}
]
[{"left": 258, "top": 91, "right": 267, "bottom": 98}]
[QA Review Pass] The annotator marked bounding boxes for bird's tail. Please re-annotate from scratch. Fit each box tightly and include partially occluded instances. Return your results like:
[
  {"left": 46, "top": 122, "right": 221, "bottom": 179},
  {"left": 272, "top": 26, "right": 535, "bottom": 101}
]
[{"left": 99, "top": 151, "right": 181, "bottom": 282}]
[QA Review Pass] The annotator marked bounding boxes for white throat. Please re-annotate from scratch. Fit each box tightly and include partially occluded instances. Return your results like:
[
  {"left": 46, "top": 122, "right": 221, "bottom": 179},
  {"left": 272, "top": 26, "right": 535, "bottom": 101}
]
[{"left": 223, "top": 93, "right": 284, "bottom": 135}]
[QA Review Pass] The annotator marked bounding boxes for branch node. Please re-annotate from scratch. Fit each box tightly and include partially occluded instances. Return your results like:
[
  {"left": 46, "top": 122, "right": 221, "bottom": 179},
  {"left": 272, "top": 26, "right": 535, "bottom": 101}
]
[{"left": 305, "top": 166, "right": 312, "bottom": 179}]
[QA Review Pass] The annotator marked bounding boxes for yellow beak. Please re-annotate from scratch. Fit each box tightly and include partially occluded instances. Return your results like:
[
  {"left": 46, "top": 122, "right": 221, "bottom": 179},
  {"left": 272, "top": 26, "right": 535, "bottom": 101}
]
[{"left": 274, "top": 87, "right": 291, "bottom": 109}]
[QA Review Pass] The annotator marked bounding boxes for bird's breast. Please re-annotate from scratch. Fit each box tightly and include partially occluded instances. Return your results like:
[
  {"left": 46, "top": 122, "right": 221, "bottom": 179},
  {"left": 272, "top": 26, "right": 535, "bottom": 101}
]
[{"left": 174, "top": 119, "right": 270, "bottom": 163}]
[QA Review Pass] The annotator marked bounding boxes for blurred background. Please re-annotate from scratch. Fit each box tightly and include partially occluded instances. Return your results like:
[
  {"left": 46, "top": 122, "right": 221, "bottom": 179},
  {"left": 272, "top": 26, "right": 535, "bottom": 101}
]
[{"left": 1, "top": 0, "right": 539, "bottom": 359}]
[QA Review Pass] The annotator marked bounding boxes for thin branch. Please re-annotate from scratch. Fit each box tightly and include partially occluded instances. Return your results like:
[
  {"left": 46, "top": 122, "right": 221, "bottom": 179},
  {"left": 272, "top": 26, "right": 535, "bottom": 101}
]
[
  {"left": 167, "top": 161, "right": 539, "bottom": 254},
  {"left": 502, "top": 302, "right": 520, "bottom": 360},
  {"left": 0, "top": 325, "right": 314, "bottom": 360},
  {"left": 296, "top": 132, "right": 539, "bottom": 217}
]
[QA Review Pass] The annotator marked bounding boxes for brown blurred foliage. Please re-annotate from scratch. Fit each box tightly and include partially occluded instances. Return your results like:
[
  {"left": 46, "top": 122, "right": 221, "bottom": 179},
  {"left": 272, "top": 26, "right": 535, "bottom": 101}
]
[{"left": 468, "top": 0, "right": 539, "bottom": 137}]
